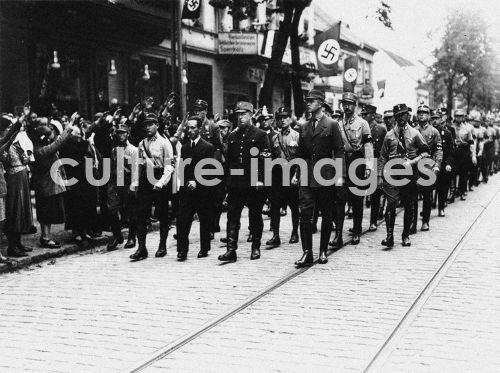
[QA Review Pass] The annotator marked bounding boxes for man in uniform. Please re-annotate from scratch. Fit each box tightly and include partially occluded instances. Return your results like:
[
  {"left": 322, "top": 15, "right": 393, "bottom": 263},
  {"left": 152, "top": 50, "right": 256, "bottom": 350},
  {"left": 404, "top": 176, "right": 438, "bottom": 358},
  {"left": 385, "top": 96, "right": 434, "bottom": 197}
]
[
  {"left": 469, "top": 117, "right": 484, "bottom": 189},
  {"left": 293, "top": 89, "right": 345, "bottom": 267},
  {"left": 106, "top": 123, "right": 139, "bottom": 251},
  {"left": 383, "top": 110, "right": 395, "bottom": 131},
  {"left": 176, "top": 116, "right": 216, "bottom": 260},
  {"left": 214, "top": 118, "right": 232, "bottom": 237},
  {"left": 431, "top": 109, "right": 455, "bottom": 217},
  {"left": 334, "top": 93, "right": 373, "bottom": 246},
  {"left": 271, "top": 106, "right": 300, "bottom": 245},
  {"left": 129, "top": 113, "right": 175, "bottom": 261},
  {"left": 414, "top": 104, "right": 442, "bottom": 232},
  {"left": 363, "top": 105, "right": 387, "bottom": 231},
  {"left": 451, "top": 109, "right": 476, "bottom": 200},
  {"left": 218, "top": 101, "right": 270, "bottom": 262},
  {"left": 378, "top": 104, "right": 430, "bottom": 247}
]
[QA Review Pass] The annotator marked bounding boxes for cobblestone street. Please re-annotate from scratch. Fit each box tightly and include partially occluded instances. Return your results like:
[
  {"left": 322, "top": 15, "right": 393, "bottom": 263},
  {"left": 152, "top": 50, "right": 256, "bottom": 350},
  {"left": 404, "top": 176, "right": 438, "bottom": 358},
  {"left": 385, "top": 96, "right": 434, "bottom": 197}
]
[{"left": 1, "top": 177, "right": 500, "bottom": 373}]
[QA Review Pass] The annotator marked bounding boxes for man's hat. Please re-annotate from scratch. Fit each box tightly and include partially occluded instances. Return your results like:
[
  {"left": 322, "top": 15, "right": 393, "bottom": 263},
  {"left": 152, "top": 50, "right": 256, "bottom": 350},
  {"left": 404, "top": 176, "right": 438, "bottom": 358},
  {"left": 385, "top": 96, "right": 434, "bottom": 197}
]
[
  {"left": 361, "top": 104, "right": 377, "bottom": 114},
  {"left": 430, "top": 109, "right": 440, "bottom": 119},
  {"left": 305, "top": 89, "right": 325, "bottom": 101},
  {"left": 234, "top": 101, "right": 254, "bottom": 113},
  {"left": 257, "top": 106, "right": 273, "bottom": 120},
  {"left": 192, "top": 99, "right": 208, "bottom": 111},
  {"left": 116, "top": 123, "right": 130, "bottom": 133},
  {"left": 393, "top": 103, "right": 410, "bottom": 116},
  {"left": 454, "top": 108, "right": 466, "bottom": 117},
  {"left": 340, "top": 92, "right": 358, "bottom": 104},
  {"left": 276, "top": 107, "right": 292, "bottom": 117},
  {"left": 143, "top": 112, "right": 159, "bottom": 125},
  {"left": 332, "top": 109, "right": 343, "bottom": 117},
  {"left": 417, "top": 104, "right": 430, "bottom": 113},
  {"left": 322, "top": 102, "right": 333, "bottom": 115},
  {"left": 217, "top": 119, "right": 232, "bottom": 128},
  {"left": 383, "top": 110, "right": 394, "bottom": 118}
]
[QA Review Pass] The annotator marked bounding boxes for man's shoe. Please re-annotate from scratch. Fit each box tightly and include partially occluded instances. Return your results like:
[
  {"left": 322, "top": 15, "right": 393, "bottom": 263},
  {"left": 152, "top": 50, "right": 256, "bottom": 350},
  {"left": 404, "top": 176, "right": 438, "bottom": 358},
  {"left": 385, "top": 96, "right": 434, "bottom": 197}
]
[
  {"left": 295, "top": 251, "right": 313, "bottom": 267},
  {"left": 107, "top": 236, "right": 124, "bottom": 251},
  {"left": 40, "top": 237, "right": 61, "bottom": 249},
  {"left": 402, "top": 236, "right": 411, "bottom": 247},
  {"left": 351, "top": 234, "right": 360, "bottom": 245},
  {"left": 318, "top": 250, "right": 328, "bottom": 264},
  {"left": 329, "top": 235, "right": 343, "bottom": 250},
  {"left": 266, "top": 234, "right": 281, "bottom": 247},
  {"left": 460, "top": 195, "right": 466, "bottom": 201},
  {"left": 218, "top": 249, "right": 237, "bottom": 262},
  {"left": 124, "top": 238, "right": 136, "bottom": 248},
  {"left": 7, "top": 247, "right": 28, "bottom": 258},
  {"left": 155, "top": 248, "right": 167, "bottom": 258},
  {"left": 129, "top": 247, "right": 148, "bottom": 261},
  {"left": 250, "top": 248, "right": 261, "bottom": 260},
  {"left": 438, "top": 209, "right": 445, "bottom": 217},
  {"left": 289, "top": 231, "right": 299, "bottom": 244},
  {"left": 368, "top": 223, "right": 378, "bottom": 232},
  {"left": 381, "top": 235, "right": 394, "bottom": 247},
  {"left": 177, "top": 251, "right": 187, "bottom": 261},
  {"left": 197, "top": 250, "right": 208, "bottom": 258},
  {"left": 421, "top": 222, "right": 430, "bottom": 231}
]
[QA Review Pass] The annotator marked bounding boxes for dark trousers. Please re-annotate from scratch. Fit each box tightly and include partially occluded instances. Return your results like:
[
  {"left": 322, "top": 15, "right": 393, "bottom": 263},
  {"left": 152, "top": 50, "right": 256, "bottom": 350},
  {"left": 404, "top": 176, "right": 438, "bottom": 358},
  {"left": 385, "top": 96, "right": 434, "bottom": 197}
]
[
  {"left": 176, "top": 189, "right": 212, "bottom": 254},
  {"left": 370, "top": 187, "right": 383, "bottom": 224},
  {"left": 455, "top": 146, "right": 471, "bottom": 195},
  {"left": 136, "top": 171, "right": 171, "bottom": 243},
  {"left": 383, "top": 176, "right": 417, "bottom": 237},
  {"left": 269, "top": 186, "right": 299, "bottom": 235},
  {"left": 437, "top": 171, "right": 451, "bottom": 210},
  {"left": 107, "top": 182, "right": 137, "bottom": 239},
  {"left": 226, "top": 187, "right": 267, "bottom": 249},
  {"left": 345, "top": 153, "right": 366, "bottom": 235},
  {"left": 420, "top": 183, "right": 435, "bottom": 224}
]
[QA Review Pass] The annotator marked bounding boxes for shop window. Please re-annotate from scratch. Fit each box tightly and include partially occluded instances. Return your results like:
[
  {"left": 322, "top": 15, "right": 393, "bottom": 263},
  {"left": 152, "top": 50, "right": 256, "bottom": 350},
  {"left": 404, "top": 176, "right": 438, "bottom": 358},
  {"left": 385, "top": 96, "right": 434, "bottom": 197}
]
[{"left": 187, "top": 62, "right": 212, "bottom": 113}]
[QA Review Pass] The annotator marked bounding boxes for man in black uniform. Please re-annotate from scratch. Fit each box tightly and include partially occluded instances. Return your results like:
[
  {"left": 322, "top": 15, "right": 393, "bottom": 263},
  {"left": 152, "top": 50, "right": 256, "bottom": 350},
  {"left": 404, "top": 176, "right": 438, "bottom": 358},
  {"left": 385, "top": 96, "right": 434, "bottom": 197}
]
[
  {"left": 218, "top": 102, "right": 270, "bottom": 262},
  {"left": 293, "top": 89, "right": 345, "bottom": 267},
  {"left": 176, "top": 116, "right": 216, "bottom": 260}
]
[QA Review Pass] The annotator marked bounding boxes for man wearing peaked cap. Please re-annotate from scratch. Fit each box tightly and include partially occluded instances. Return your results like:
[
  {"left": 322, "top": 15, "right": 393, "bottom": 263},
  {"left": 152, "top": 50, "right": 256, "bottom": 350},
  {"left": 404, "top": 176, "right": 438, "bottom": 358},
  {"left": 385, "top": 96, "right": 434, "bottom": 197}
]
[
  {"left": 190, "top": 98, "right": 223, "bottom": 237},
  {"left": 107, "top": 120, "right": 139, "bottom": 252},
  {"left": 293, "top": 89, "right": 345, "bottom": 267},
  {"left": 218, "top": 101, "right": 271, "bottom": 263},
  {"left": 322, "top": 102, "right": 334, "bottom": 117},
  {"left": 377, "top": 103, "right": 430, "bottom": 248},
  {"left": 333, "top": 92, "right": 374, "bottom": 247}
]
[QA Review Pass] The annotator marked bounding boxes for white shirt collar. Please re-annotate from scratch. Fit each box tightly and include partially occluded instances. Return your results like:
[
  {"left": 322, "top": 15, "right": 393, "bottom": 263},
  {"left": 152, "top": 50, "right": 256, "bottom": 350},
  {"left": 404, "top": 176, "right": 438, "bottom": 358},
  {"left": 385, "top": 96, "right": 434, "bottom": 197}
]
[{"left": 191, "top": 136, "right": 201, "bottom": 146}]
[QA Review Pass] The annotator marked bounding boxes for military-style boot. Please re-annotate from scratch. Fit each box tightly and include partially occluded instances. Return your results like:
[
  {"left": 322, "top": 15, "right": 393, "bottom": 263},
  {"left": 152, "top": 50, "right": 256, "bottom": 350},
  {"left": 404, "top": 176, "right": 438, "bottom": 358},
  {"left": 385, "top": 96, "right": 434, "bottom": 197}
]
[
  {"left": 219, "top": 224, "right": 238, "bottom": 262},
  {"left": 155, "top": 224, "right": 168, "bottom": 257},
  {"left": 381, "top": 211, "right": 395, "bottom": 247},
  {"left": 329, "top": 208, "right": 344, "bottom": 250},
  {"left": 129, "top": 239, "right": 148, "bottom": 261},
  {"left": 295, "top": 222, "right": 313, "bottom": 267}
]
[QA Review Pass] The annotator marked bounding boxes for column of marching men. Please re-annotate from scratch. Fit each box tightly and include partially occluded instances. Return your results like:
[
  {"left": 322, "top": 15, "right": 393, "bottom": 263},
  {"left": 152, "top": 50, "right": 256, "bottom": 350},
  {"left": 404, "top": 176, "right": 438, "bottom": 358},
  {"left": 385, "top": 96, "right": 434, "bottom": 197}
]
[{"left": 0, "top": 91, "right": 499, "bottom": 266}]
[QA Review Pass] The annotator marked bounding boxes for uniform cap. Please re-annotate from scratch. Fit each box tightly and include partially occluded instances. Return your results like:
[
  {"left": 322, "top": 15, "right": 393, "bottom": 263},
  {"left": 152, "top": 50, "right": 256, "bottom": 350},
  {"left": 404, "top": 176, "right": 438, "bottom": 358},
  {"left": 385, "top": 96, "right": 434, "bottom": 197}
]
[
  {"left": 276, "top": 107, "right": 292, "bottom": 117},
  {"left": 192, "top": 99, "right": 208, "bottom": 110},
  {"left": 417, "top": 104, "right": 430, "bottom": 113},
  {"left": 340, "top": 92, "right": 358, "bottom": 104},
  {"left": 234, "top": 101, "right": 254, "bottom": 113},
  {"left": 305, "top": 89, "right": 325, "bottom": 101},
  {"left": 217, "top": 119, "right": 232, "bottom": 128},
  {"left": 454, "top": 109, "right": 466, "bottom": 117},
  {"left": 143, "top": 112, "right": 159, "bottom": 125},
  {"left": 361, "top": 104, "right": 377, "bottom": 114},
  {"left": 116, "top": 123, "right": 130, "bottom": 133},
  {"left": 430, "top": 109, "right": 440, "bottom": 119},
  {"left": 383, "top": 110, "right": 394, "bottom": 118},
  {"left": 393, "top": 103, "right": 409, "bottom": 116}
]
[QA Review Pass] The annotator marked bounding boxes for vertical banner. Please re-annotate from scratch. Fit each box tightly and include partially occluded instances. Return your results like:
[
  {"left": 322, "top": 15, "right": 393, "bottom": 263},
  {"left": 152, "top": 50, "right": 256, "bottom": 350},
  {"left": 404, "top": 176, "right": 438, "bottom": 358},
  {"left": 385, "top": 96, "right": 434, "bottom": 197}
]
[
  {"left": 181, "top": 0, "right": 201, "bottom": 20},
  {"left": 343, "top": 55, "right": 359, "bottom": 92},
  {"left": 314, "top": 21, "right": 341, "bottom": 77}
]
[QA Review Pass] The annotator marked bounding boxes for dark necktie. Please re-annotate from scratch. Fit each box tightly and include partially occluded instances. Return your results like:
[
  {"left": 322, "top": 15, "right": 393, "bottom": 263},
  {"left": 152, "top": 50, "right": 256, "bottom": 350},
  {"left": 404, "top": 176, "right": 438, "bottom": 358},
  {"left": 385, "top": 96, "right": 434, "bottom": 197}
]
[
  {"left": 311, "top": 118, "right": 317, "bottom": 131},
  {"left": 398, "top": 126, "right": 407, "bottom": 153},
  {"left": 191, "top": 141, "right": 195, "bottom": 150}
]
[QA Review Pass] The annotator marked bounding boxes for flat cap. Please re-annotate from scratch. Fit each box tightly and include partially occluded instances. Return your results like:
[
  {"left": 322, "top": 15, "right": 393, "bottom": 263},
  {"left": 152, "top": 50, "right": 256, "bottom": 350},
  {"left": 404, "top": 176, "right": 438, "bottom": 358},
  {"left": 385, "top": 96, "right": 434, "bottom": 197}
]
[
  {"left": 361, "top": 104, "right": 377, "bottom": 114},
  {"left": 340, "top": 92, "right": 358, "bottom": 104},
  {"left": 305, "top": 89, "right": 325, "bottom": 101},
  {"left": 234, "top": 101, "right": 254, "bottom": 113},
  {"left": 393, "top": 103, "right": 410, "bottom": 116},
  {"left": 276, "top": 107, "right": 292, "bottom": 117},
  {"left": 192, "top": 99, "right": 208, "bottom": 110}
]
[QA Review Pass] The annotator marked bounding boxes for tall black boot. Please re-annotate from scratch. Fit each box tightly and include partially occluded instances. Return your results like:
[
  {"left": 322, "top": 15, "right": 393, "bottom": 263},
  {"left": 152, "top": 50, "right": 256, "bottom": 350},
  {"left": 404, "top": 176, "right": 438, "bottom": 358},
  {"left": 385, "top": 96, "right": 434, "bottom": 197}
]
[
  {"left": 124, "top": 224, "right": 136, "bottom": 248},
  {"left": 329, "top": 205, "right": 344, "bottom": 250},
  {"left": 129, "top": 238, "right": 148, "bottom": 260},
  {"left": 155, "top": 223, "right": 168, "bottom": 257},
  {"left": 295, "top": 221, "right": 313, "bottom": 267},
  {"left": 318, "top": 222, "right": 331, "bottom": 265},
  {"left": 409, "top": 198, "right": 418, "bottom": 235},
  {"left": 381, "top": 210, "right": 395, "bottom": 247},
  {"left": 219, "top": 224, "right": 238, "bottom": 262}
]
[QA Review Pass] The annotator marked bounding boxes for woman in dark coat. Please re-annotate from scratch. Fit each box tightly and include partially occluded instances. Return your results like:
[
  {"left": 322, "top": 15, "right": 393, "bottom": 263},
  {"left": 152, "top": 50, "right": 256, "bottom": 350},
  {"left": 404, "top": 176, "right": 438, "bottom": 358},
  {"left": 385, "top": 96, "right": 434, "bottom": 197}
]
[{"left": 31, "top": 122, "right": 75, "bottom": 248}]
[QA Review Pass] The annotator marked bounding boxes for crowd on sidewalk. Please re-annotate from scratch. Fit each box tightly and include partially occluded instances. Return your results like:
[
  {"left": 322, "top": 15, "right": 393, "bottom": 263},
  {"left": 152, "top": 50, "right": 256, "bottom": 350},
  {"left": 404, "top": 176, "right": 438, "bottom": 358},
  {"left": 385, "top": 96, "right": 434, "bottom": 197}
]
[{"left": 0, "top": 90, "right": 499, "bottom": 266}]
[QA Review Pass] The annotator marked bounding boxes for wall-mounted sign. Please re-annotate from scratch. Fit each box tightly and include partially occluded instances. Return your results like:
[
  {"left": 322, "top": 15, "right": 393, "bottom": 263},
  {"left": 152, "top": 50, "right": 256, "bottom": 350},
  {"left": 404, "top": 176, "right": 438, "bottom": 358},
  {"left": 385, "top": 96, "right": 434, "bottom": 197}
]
[{"left": 218, "top": 33, "right": 258, "bottom": 55}]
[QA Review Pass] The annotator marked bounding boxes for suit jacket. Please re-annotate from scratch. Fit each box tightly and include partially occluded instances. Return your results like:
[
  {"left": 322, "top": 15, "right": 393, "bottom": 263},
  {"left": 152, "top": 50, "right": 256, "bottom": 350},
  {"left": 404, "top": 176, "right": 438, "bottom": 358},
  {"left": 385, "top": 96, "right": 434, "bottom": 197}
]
[
  {"left": 297, "top": 114, "right": 345, "bottom": 188},
  {"left": 180, "top": 137, "right": 215, "bottom": 192}
]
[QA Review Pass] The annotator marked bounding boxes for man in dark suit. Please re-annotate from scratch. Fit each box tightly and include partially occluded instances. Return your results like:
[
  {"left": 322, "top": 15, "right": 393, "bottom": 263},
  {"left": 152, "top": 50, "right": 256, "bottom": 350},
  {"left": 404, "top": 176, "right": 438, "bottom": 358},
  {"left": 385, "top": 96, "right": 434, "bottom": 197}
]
[
  {"left": 176, "top": 116, "right": 216, "bottom": 261},
  {"left": 292, "top": 89, "right": 346, "bottom": 267},
  {"left": 218, "top": 101, "right": 271, "bottom": 263}
]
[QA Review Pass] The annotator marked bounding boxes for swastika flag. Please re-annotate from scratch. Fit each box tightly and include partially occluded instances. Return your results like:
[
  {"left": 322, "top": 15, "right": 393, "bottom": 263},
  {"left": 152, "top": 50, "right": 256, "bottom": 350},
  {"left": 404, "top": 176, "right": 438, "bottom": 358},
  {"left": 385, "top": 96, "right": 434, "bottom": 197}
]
[
  {"left": 314, "top": 21, "right": 341, "bottom": 77},
  {"left": 182, "top": 0, "right": 201, "bottom": 20}
]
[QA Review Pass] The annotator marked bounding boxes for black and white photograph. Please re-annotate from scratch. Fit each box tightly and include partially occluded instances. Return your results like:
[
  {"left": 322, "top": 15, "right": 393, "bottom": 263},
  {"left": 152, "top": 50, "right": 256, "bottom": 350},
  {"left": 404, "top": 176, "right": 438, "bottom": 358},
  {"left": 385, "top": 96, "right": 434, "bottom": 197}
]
[{"left": 1, "top": 0, "right": 500, "bottom": 371}]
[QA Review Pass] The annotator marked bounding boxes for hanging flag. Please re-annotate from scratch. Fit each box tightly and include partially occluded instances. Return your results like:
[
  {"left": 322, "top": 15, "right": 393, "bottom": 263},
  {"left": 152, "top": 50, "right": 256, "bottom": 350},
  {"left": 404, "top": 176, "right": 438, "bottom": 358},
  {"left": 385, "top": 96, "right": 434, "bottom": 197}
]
[
  {"left": 182, "top": 0, "right": 201, "bottom": 20},
  {"left": 314, "top": 21, "right": 341, "bottom": 77},
  {"left": 377, "top": 80, "right": 386, "bottom": 98},
  {"left": 343, "top": 55, "right": 359, "bottom": 92}
]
